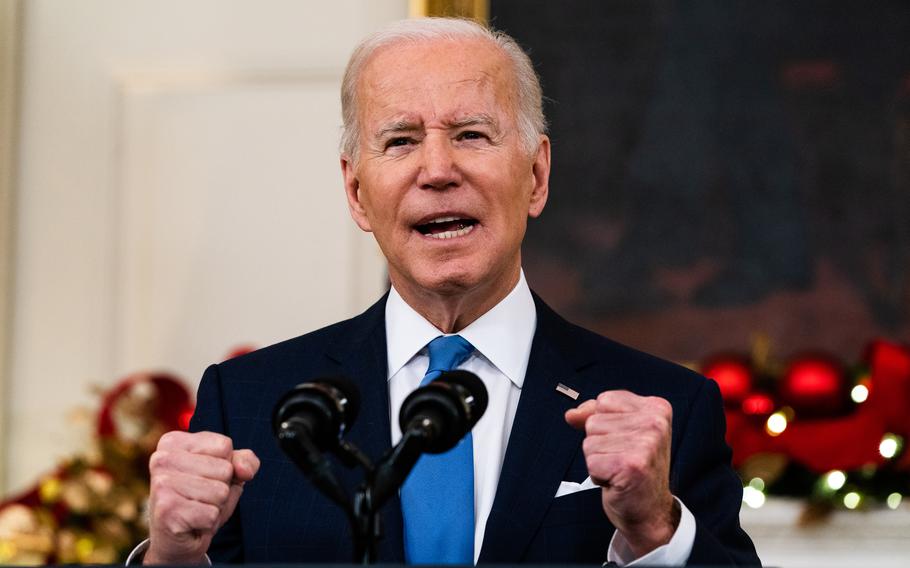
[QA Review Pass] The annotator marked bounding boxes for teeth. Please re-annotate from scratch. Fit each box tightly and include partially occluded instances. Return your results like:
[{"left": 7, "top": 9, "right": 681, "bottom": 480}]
[
  {"left": 427, "top": 216, "right": 459, "bottom": 224},
  {"left": 425, "top": 224, "right": 475, "bottom": 239}
]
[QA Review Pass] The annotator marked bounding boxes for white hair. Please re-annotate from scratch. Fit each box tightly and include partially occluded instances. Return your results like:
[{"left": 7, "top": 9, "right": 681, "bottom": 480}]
[{"left": 340, "top": 17, "right": 547, "bottom": 161}]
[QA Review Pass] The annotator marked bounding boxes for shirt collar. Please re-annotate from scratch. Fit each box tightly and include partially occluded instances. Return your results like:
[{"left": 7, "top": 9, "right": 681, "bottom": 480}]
[{"left": 385, "top": 271, "right": 536, "bottom": 388}]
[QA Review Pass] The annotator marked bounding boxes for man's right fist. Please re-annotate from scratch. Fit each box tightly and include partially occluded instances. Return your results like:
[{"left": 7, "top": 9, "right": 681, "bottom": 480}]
[{"left": 144, "top": 431, "right": 260, "bottom": 565}]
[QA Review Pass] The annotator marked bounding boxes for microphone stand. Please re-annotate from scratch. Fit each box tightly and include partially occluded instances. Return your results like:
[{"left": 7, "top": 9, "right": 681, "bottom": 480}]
[
  {"left": 277, "top": 373, "right": 484, "bottom": 564},
  {"left": 334, "top": 425, "right": 432, "bottom": 563}
]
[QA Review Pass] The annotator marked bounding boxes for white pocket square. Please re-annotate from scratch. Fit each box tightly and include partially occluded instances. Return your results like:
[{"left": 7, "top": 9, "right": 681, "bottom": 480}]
[{"left": 554, "top": 476, "right": 599, "bottom": 497}]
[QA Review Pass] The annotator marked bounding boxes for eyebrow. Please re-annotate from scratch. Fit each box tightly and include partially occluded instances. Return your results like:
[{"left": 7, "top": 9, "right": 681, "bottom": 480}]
[
  {"left": 448, "top": 113, "right": 498, "bottom": 130},
  {"left": 373, "top": 114, "right": 500, "bottom": 140},
  {"left": 374, "top": 120, "right": 421, "bottom": 140}
]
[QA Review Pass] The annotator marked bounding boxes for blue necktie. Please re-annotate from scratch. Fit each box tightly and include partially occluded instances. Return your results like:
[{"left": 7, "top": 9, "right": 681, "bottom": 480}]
[{"left": 401, "top": 335, "right": 476, "bottom": 564}]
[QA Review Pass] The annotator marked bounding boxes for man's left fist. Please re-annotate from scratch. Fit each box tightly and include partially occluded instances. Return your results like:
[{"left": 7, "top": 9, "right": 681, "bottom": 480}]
[{"left": 565, "top": 390, "right": 679, "bottom": 557}]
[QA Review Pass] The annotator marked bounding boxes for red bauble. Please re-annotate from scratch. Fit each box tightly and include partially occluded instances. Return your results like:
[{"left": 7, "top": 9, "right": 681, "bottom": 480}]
[
  {"left": 702, "top": 354, "right": 753, "bottom": 405},
  {"left": 780, "top": 354, "right": 846, "bottom": 416},
  {"left": 741, "top": 393, "right": 775, "bottom": 415}
]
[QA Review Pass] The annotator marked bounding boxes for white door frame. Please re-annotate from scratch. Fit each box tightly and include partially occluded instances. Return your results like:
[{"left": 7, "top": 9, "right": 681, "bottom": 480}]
[{"left": 0, "top": 0, "right": 22, "bottom": 492}]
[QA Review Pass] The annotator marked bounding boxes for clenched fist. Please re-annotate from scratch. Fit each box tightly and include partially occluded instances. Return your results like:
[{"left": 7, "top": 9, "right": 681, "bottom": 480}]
[
  {"left": 565, "top": 390, "right": 679, "bottom": 557},
  {"left": 144, "top": 431, "right": 260, "bottom": 565}
]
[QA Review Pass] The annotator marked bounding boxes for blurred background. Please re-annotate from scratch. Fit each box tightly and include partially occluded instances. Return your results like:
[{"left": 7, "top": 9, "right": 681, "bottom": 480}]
[{"left": 0, "top": 0, "right": 908, "bottom": 565}]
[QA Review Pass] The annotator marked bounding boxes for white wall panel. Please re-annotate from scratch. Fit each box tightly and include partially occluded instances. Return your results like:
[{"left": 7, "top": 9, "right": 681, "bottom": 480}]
[
  {"left": 6, "top": 0, "right": 404, "bottom": 493},
  {"left": 115, "top": 73, "right": 380, "bottom": 377}
]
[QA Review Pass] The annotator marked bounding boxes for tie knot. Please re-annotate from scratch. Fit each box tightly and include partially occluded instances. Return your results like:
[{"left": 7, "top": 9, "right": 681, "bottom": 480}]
[{"left": 425, "top": 335, "right": 474, "bottom": 376}]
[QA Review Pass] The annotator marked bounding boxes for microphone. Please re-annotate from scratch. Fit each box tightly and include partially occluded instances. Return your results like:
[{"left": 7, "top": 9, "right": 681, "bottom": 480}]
[
  {"left": 399, "top": 370, "right": 489, "bottom": 452},
  {"left": 272, "top": 377, "right": 360, "bottom": 451},
  {"left": 370, "top": 371, "right": 488, "bottom": 506},
  {"left": 272, "top": 377, "right": 360, "bottom": 510}
]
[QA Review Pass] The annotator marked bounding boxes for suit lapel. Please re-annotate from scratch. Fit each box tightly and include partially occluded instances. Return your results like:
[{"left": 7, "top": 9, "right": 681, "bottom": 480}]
[
  {"left": 478, "top": 296, "right": 622, "bottom": 562},
  {"left": 324, "top": 293, "right": 405, "bottom": 562}
]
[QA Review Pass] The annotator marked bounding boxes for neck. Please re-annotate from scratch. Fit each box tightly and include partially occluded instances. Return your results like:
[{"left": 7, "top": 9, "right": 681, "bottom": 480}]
[{"left": 391, "top": 265, "right": 521, "bottom": 334}]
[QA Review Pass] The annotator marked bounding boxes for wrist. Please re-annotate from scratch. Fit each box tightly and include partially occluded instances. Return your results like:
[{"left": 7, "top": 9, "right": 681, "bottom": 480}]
[
  {"left": 143, "top": 544, "right": 207, "bottom": 566},
  {"left": 618, "top": 496, "right": 680, "bottom": 558}
]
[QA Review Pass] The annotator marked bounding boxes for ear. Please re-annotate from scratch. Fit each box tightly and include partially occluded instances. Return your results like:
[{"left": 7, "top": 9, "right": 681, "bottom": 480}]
[
  {"left": 341, "top": 155, "right": 373, "bottom": 232},
  {"left": 527, "top": 135, "right": 550, "bottom": 218}
]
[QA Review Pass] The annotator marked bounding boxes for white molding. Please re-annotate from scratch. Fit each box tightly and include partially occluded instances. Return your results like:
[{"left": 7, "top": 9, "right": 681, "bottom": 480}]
[{"left": 0, "top": 0, "right": 22, "bottom": 493}]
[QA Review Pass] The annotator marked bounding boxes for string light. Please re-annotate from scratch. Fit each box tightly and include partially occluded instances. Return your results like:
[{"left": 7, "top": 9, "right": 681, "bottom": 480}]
[
  {"left": 742, "top": 485, "right": 766, "bottom": 508},
  {"left": 879, "top": 434, "right": 902, "bottom": 459},
  {"left": 886, "top": 493, "right": 902, "bottom": 509},
  {"left": 824, "top": 470, "right": 847, "bottom": 491},
  {"left": 39, "top": 478, "right": 61, "bottom": 503},
  {"left": 850, "top": 384, "right": 869, "bottom": 403},
  {"left": 843, "top": 492, "right": 861, "bottom": 510},
  {"left": 765, "top": 411, "right": 788, "bottom": 436},
  {"left": 748, "top": 477, "right": 765, "bottom": 492},
  {"left": 75, "top": 537, "right": 95, "bottom": 562},
  {"left": 0, "top": 542, "right": 17, "bottom": 563}
]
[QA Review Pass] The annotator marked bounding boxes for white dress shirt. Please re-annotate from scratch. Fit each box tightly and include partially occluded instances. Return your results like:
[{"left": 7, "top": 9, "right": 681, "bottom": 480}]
[{"left": 385, "top": 271, "right": 696, "bottom": 565}]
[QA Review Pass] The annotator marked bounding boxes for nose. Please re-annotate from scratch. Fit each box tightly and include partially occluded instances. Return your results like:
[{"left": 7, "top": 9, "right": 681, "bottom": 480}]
[{"left": 416, "top": 133, "right": 462, "bottom": 190}]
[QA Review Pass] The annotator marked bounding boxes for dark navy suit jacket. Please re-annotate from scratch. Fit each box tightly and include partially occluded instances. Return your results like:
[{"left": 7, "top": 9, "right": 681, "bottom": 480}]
[{"left": 189, "top": 293, "right": 760, "bottom": 565}]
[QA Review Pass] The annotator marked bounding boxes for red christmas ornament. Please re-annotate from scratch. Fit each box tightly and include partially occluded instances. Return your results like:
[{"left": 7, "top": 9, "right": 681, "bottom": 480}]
[
  {"left": 741, "top": 393, "right": 775, "bottom": 416},
  {"left": 97, "top": 372, "right": 194, "bottom": 439},
  {"left": 702, "top": 354, "right": 753, "bottom": 405},
  {"left": 179, "top": 408, "right": 195, "bottom": 431},
  {"left": 780, "top": 354, "right": 845, "bottom": 416}
]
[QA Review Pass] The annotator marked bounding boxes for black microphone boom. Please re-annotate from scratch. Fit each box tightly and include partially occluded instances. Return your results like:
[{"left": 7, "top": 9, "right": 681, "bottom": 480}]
[
  {"left": 273, "top": 377, "right": 360, "bottom": 450},
  {"left": 399, "top": 370, "right": 489, "bottom": 452},
  {"left": 272, "top": 377, "right": 361, "bottom": 511},
  {"left": 271, "top": 371, "right": 488, "bottom": 563},
  {"left": 371, "top": 370, "right": 488, "bottom": 507}
]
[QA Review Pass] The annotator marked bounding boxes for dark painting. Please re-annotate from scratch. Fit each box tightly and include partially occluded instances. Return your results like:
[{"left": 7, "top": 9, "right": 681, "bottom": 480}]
[{"left": 492, "top": 0, "right": 910, "bottom": 361}]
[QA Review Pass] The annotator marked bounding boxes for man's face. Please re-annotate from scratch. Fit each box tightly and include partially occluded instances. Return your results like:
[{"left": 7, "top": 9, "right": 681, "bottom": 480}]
[{"left": 341, "top": 38, "right": 550, "bottom": 301}]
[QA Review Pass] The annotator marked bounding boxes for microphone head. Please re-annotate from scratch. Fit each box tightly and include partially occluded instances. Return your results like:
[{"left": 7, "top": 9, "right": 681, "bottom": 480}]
[
  {"left": 434, "top": 370, "right": 488, "bottom": 428},
  {"left": 272, "top": 376, "right": 360, "bottom": 450},
  {"left": 319, "top": 375, "right": 361, "bottom": 426},
  {"left": 399, "top": 370, "right": 488, "bottom": 454}
]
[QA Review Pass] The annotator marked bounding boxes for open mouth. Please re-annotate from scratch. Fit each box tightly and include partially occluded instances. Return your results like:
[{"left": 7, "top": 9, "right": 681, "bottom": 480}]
[{"left": 414, "top": 216, "right": 478, "bottom": 239}]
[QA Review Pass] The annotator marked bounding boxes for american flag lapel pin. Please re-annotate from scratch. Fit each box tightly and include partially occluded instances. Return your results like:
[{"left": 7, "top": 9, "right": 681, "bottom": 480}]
[{"left": 555, "top": 382, "right": 580, "bottom": 400}]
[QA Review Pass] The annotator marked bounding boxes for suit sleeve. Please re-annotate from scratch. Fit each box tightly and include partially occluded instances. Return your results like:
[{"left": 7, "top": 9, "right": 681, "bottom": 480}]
[
  {"left": 672, "top": 378, "right": 762, "bottom": 566},
  {"left": 188, "top": 363, "right": 245, "bottom": 563}
]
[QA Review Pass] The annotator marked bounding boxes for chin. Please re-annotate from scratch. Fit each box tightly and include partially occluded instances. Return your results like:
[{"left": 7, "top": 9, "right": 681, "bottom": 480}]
[
  {"left": 416, "top": 270, "right": 481, "bottom": 296},
  {"left": 391, "top": 250, "right": 515, "bottom": 299}
]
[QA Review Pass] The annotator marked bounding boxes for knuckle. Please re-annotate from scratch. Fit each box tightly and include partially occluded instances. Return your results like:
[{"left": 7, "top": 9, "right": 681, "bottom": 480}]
[
  {"left": 584, "top": 414, "right": 604, "bottom": 435},
  {"left": 586, "top": 454, "right": 611, "bottom": 477},
  {"left": 152, "top": 489, "right": 175, "bottom": 514},
  {"left": 217, "top": 460, "right": 235, "bottom": 481},
  {"left": 149, "top": 450, "right": 169, "bottom": 471},
  {"left": 625, "top": 455, "right": 648, "bottom": 475},
  {"left": 165, "top": 514, "right": 186, "bottom": 536},
  {"left": 650, "top": 396, "right": 672, "bottom": 417},
  {"left": 595, "top": 391, "right": 614, "bottom": 409},
  {"left": 213, "top": 481, "right": 231, "bottom": 503},
  {"left": 203, "top": 504, "right": 221, "bottom": 528},
  {"left": 214, "top": 436, "right": 233, "bottom": 456},
  {"left": 648, "top": 413, "right": 666, "bottom": 432},
  {"left": 644, "top": 431, "right": 662, "bottom": 449},
  {"left": 150, "top": 473, "right": 170, "bottom": 494},
  {"left": 157, "top": 430, "right": 179, "bottom": 449}
]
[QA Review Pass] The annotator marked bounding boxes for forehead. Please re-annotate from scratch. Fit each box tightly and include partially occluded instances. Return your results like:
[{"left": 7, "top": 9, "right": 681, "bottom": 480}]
[{"left": 357, "top": 38, "right": 517, "bottom": 127}]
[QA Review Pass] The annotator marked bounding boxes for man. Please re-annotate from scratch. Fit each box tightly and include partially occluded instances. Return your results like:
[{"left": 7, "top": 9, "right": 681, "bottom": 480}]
[{"left": 137, "top": 18, "right": 759, "bottom": 566}]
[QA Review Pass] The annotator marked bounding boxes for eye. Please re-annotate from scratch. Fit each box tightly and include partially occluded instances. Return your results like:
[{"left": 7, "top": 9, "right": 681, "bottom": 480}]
[
  {"left": 458, "top": 131, "right": 486, "bottom": 141},
  {"left": 385, "top": 137, "right": 414, "bottom": 149}
]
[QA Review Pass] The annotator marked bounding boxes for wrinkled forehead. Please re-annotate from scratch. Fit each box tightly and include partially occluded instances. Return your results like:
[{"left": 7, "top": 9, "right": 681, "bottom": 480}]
[{"left": 357, "top": 38, "right": 519, "bottom": 126}]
